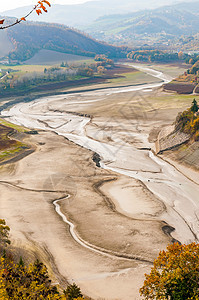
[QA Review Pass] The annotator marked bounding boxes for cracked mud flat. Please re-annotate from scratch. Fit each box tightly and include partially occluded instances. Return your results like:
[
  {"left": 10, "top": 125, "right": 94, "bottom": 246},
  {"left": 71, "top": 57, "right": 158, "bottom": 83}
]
[{"left": 1, "top": 63, "right": 199, "bottom": 299}]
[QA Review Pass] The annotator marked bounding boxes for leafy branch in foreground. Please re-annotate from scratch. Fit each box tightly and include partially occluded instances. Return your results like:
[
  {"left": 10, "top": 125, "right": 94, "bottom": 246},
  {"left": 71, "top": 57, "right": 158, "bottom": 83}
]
[{"left": 0, "top": 0, "right": 51, "bottom": 30}]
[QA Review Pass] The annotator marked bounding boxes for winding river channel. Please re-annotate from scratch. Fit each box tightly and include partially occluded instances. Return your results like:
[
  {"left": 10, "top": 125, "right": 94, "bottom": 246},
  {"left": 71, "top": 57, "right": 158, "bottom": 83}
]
[{"left": 2, "top": 63, "right": 199, "bottom": 253}]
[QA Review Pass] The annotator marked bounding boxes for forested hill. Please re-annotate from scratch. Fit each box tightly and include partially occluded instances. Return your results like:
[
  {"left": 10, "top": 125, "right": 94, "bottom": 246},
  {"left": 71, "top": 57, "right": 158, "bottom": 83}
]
[
  {"left": 0, "top": 19, "right": 126, "bottom": 62},
  {"left": 84, "top": 1, "right": 199, "bottom": 47}
]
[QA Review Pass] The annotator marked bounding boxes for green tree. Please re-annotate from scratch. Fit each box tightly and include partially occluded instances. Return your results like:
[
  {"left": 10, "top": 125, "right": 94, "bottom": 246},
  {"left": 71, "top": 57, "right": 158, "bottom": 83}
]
[
  {"left": 64, "top": 284, "right": 83, "bottom": 300},
  {"left": 140, "top": 242, "right": 199, "bottom": 299},
  {"left": 0, "top": 219, "right": 10, "bottom": 248},
  {"left": 191, "top": 99, "right": 198, "bottom": 113},
  {"left": 18, "top": 256, "right": 24, "bottom": 267}
]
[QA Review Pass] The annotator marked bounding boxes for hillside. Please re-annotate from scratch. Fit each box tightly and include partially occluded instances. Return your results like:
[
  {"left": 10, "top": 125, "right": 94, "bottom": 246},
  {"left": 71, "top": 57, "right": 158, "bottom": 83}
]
[
  {"left": 157, "top": 100, "right": 199, "bottom": 174},
  {"left": 24, "top": 50, "right": 95, "bottom": 65},
  {"left": 0, "top": 20, "right": 125, "bottom": 62},
  {"left": 1, "top": 0, "right": 196, "bottom": 27},
  {"left": 0, "top": 31, "right": 14, "bottom": 59},
  {"left": 83, "top": 1, "right": 199, "bottom": 48}
]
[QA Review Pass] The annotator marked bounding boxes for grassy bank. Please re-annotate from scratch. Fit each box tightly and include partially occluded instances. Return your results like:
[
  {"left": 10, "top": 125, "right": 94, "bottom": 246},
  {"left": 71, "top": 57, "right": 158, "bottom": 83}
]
[{"left": 0, "top": 121, "right": 32, "bottom": 164}]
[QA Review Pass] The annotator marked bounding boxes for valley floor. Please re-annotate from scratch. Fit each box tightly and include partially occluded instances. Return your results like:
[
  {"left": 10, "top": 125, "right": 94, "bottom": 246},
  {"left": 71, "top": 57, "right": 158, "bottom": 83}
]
[{"left": 0, "top": 63, "right": 198, "bottom": 299}]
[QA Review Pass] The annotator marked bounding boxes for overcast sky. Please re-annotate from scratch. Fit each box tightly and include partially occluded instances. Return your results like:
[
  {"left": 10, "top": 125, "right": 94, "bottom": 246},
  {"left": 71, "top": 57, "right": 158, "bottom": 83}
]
[
  {"left": 0, "top": 0, "right": 92, "bottom": 12},
  {"left": 0, "top": 0, "right": 196, "bottom": 12}
]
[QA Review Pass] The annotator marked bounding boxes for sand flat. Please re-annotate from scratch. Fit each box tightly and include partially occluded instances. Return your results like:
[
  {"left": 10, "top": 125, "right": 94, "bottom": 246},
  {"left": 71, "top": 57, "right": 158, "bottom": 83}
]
[{"left": 0, "top": 63, "right": 198, "bottom": 299}]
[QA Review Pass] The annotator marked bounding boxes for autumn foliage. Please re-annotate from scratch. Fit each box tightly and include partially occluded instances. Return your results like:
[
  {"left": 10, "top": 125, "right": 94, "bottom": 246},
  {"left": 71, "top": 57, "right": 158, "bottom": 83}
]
[
  {"left": 175, "top": 99, "right": 199, "bottom": 140},
  {"left": 0, "top": 1, "right": 51, "bottom": 30},
  {"left": 140, "top": 242, "right": 199, "bottom": 299},
  {"left": 0, "top": 219, "right": 89, "bottom": 299}
]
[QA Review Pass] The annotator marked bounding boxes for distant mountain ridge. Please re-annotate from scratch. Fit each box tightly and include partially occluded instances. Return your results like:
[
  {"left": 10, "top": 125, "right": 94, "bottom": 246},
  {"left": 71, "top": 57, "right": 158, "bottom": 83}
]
[
  {"left": 1, "top": 0, "right": 199, "bottom": 60},
  {"left": 83, "top": 1, "right": 199, "bottom": 48},
  {"left": 0, "top": 19, "right": 125, "bottom": 62},
  {"left": 0, "top": 0, "right": 196, "bottom": 27}
]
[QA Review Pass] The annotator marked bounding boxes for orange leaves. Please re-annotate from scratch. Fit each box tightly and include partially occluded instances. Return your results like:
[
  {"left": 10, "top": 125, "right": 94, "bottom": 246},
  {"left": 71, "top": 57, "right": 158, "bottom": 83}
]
[
  {"left": 36, "top": 0, "right": 50, "bottom": 14},
  {"left": 36, "top": 9, "right": 42, "bottom": 15},
  {"left": 0, "top": 0, "right": 51, "bottom": 30},
  {"left": 35, "top": 0, "right": 51, "bottom": 16},
  {"left": 40, "top": 4, "right": 48, "bottom": 13},
  {"left": 43, "top": 0, "right": 51, "bottom": 7}
]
